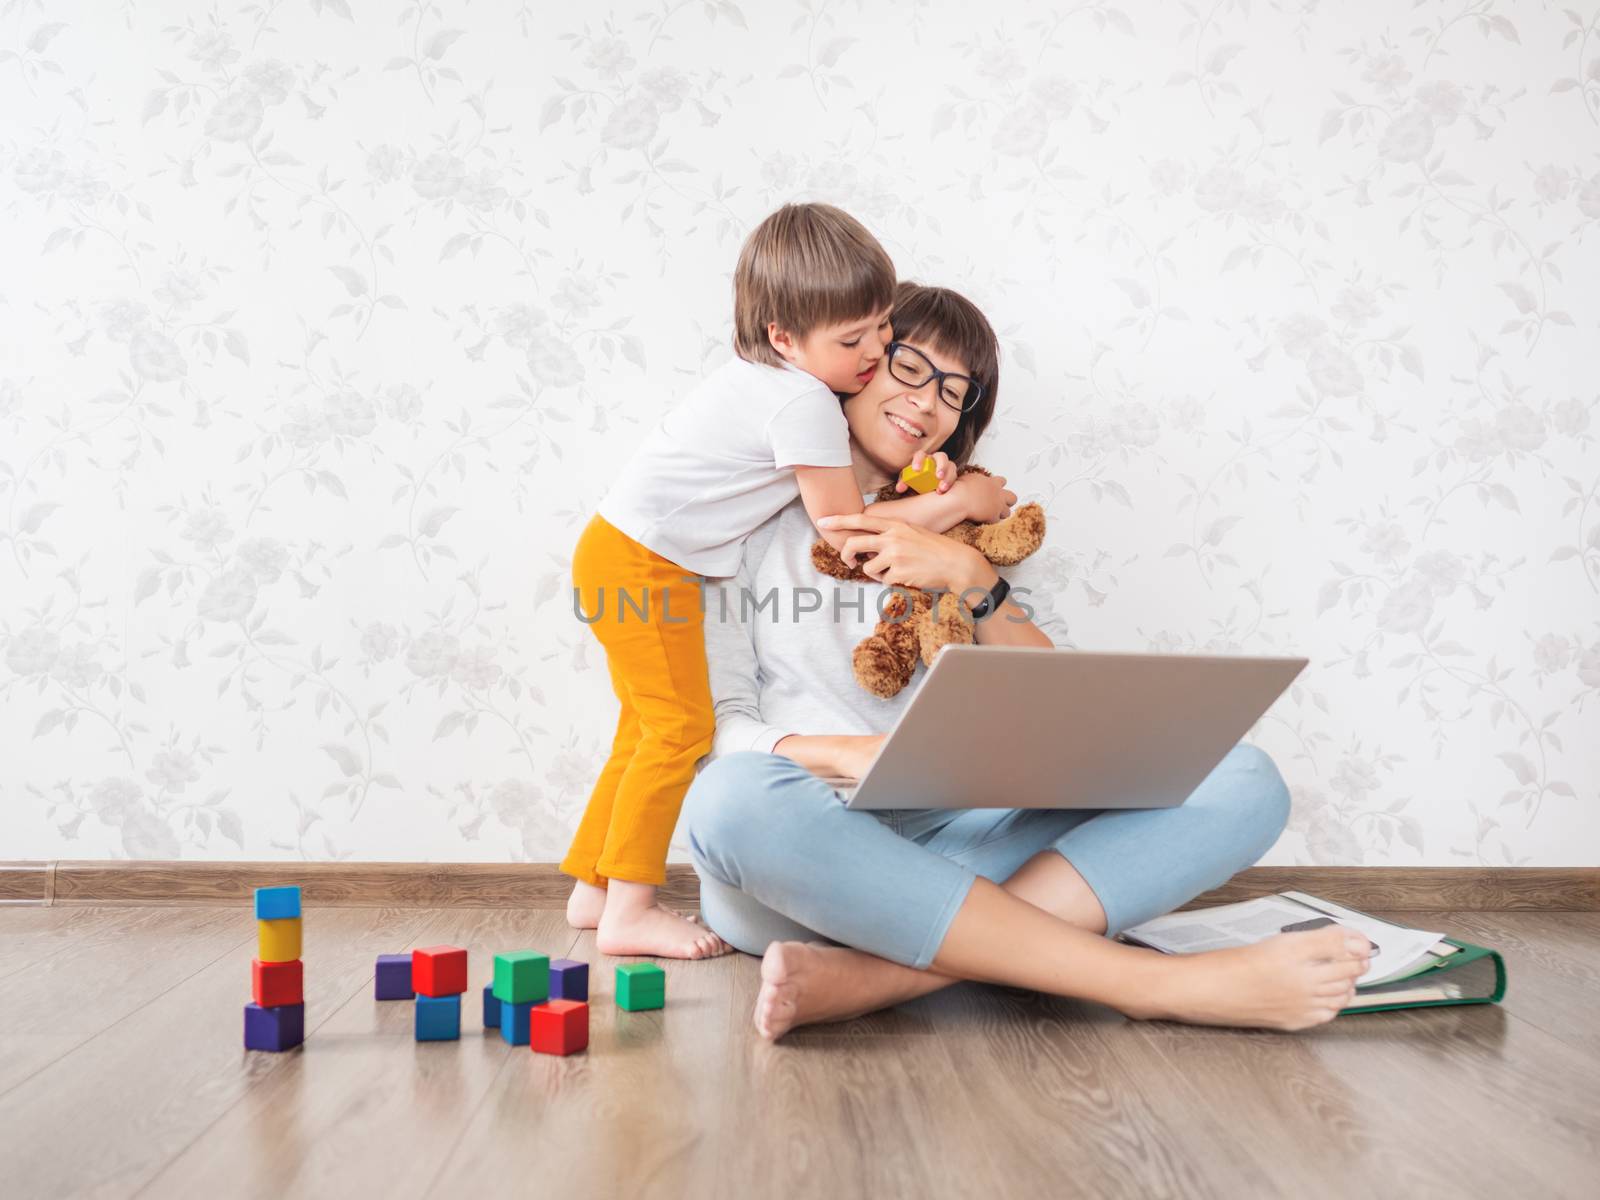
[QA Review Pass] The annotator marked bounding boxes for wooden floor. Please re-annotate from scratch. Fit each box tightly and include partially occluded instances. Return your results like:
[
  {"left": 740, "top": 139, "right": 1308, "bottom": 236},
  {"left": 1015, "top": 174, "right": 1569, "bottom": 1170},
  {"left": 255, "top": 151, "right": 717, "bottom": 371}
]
[{"left": 1, "top": 907, "right": 1596, "bottom": 1199}]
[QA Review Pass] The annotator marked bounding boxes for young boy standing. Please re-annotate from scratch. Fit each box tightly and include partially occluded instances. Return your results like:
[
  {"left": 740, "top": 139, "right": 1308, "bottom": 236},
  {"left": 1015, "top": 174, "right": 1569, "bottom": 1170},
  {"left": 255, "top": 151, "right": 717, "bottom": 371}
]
[{"left": 563, "top": 203, "right": 960, "bottom": 958}]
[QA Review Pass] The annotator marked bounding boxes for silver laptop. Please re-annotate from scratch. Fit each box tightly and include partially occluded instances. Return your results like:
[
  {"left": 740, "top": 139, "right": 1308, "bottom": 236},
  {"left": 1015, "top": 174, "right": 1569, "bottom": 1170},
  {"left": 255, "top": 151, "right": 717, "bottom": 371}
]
[{"left": 833, "top": 645, "right": 1308, "bottom": 810}]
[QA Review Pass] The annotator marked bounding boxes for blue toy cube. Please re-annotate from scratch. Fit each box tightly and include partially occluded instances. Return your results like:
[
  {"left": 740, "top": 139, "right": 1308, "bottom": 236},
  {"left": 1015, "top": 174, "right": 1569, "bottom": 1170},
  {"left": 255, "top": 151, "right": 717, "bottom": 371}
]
[
  {"left": 550, "top": 958, "right": 589, "bottom": 1002},
  {"left": 499, "top": 1000, "right": 532, "bottom": 1046},
  {"left": 244, "top": 1001, "right": 305, "bottom": 1051},
  {"left": 482, "top": 984, "right": 500, "bottom": 1029},
  {"left": 254, "top": 885, "right": 301, "bottom": 921},
  {"left": 375, "top": 953, "right": 414, "bottom": 1000},
  {"left": 415, "top": 992, "right": 461, "bottom": 1041}
]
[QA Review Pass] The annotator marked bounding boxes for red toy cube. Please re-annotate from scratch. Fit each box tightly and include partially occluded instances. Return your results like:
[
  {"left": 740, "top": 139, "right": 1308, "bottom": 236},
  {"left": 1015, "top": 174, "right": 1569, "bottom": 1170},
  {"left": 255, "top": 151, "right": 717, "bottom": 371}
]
[
  {"left": 412, "top": 946, "right": 468, "bottom": 997},
  {"left": 252, "top": 957, "right": 304, "bottom": 1008},
  {"left": 530, "top": 999, "right": 588, "bottom": 1056}
]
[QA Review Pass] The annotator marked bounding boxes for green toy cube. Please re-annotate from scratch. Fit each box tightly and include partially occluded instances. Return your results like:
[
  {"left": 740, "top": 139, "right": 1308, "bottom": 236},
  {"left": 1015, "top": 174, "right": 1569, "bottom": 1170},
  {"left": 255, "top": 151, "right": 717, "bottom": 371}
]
[
  {"left": 615, "top": 962, "right": 665, "bottom": 1011},
  {"left": 493, "top": 951, "right": 550, "bottom": 1005}
]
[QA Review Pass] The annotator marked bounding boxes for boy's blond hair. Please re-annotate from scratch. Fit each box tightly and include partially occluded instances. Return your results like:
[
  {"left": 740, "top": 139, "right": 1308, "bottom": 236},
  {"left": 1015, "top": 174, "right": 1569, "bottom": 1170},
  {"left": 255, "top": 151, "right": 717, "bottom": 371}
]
[{"left": 733, "top": 203, "right": 896, "bottom": 367}]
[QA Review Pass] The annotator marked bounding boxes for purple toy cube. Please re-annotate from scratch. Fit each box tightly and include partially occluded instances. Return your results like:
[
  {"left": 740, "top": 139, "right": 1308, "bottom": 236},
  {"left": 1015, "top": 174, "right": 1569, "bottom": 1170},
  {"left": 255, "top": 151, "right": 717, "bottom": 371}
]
[
  {"left": 482, "top": 984, "right": 500, "bottom": 1029},
  {"left": 375, "top": 953, "right": 414, "bottom": 1000},
  {"left": 550, "top": 958, "right": 588, "bottom": 1001},
  {"left": 244, "top": 1002, "right": 305, "bottom": 1052}
]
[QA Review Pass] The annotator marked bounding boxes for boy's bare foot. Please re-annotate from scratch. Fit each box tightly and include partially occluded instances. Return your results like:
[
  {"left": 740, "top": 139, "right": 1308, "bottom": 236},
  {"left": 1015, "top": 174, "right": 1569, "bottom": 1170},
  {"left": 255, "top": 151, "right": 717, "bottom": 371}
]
[
  {"left": 565, "top": 879, "right": 607, "bottom": 930},
  {"left": 1122, "top": 925, "right": 1372, "bottom": 1032},
  {"left": 754, "top": 941, "right": 900, "bottom": 1040},
  {"left": 568, "top": 877, "right": 709, "bottom": 935},
  {"left": 597, "top": 905, "right": 728, "bottom": 959},
  {"left": 595, "top": 878, "right": 731, "bottom": 959}
]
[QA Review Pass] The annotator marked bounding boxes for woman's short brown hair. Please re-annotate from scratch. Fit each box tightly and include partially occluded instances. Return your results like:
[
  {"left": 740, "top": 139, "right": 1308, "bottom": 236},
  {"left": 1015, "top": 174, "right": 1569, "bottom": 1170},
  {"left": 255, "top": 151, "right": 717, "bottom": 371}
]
[
  {"left": 888, "top": 282, "right": 1000, "bottom": 465},
  {"left": 733, "top": 203, "right": 896, "bottom": 367}
]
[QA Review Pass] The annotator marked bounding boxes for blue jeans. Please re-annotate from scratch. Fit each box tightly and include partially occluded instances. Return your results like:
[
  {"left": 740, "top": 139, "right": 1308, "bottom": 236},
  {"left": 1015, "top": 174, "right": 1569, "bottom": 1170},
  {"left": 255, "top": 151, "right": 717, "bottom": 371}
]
[{"left": 682, "top": 743, "right": 1291, "bottom": 970}]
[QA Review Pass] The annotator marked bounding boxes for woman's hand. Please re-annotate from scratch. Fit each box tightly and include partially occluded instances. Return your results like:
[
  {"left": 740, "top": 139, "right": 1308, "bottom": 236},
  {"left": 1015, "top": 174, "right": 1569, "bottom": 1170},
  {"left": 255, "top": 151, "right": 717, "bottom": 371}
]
[
  {"left": 833, "top": 734, "right": 886, "bottom": 783},
  {"left": 772, "top": 732, "right": 887, "bottom": 783},
  {"left": 815, "top": 512, "right": 998, "bottom": 595}
]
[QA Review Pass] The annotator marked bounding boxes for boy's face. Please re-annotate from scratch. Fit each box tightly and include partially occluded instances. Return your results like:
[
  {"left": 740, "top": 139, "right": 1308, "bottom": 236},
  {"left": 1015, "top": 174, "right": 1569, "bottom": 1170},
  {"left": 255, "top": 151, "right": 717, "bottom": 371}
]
[{"left": 768, "top": 307, "right": 892, "bottom": 394}]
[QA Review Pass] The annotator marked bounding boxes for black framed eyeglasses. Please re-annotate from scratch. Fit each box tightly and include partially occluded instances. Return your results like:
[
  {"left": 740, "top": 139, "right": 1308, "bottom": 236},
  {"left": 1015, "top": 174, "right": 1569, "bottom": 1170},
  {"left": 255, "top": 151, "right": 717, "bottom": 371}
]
[{"left": 884, "top": 341, "right": 983, "bottom": 413}]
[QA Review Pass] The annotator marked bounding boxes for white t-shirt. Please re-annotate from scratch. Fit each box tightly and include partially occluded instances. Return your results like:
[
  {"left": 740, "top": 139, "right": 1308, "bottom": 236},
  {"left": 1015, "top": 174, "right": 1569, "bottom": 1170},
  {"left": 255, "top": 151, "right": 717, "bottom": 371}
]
[{"left": 597, "top": 356, "right": 852, "bottom": 578}]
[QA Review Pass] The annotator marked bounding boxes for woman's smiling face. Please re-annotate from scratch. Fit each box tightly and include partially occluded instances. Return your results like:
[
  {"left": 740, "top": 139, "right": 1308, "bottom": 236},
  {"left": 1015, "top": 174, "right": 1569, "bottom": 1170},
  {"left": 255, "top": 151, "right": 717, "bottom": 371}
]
[{"left": 841, "top": 339, "right": 967, "bottom": 481}]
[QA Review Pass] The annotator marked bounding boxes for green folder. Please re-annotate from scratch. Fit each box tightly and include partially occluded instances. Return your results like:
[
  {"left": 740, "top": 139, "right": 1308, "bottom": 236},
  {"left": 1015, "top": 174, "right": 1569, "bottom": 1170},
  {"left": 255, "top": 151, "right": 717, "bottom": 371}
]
[
  {"left": 1283, "top": 892, "right": 1508, "bottom": 1015},
  {"left": 1338, "top": 935, "right": 1507, "bottom": 1016},
  {"left": 1118, "top": 893, "right": 1508, "bottom": 1016}
]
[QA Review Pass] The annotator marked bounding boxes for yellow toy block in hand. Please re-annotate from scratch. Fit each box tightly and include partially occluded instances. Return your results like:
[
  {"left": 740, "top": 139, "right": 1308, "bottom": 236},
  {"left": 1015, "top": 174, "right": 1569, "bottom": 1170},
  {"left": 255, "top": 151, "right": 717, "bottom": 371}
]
[
  {"left": 258, "top": 917, "right": 302, "bottom": 963},
  {"left": 899, "top": 459, "right": 939, "bottom": 494}
]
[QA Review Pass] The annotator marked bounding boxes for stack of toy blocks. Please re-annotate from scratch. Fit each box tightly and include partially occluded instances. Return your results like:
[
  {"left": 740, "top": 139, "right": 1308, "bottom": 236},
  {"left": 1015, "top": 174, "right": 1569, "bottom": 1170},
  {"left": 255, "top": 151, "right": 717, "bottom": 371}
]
[
  {"left": 533, "top": 956, "right": 589, "bottom": 1056},
  {"left": 413, "top": 946, "right": 467, "bottom": 1040},
  {"left": 486, "top": 951, "right": 590, "bottom": 1055},
  {"left": 492, "top": 951, "right": 546, "bottom": 1046},
  {"left": 244, "top": 886, "right": 304, "bottom": 1052}
]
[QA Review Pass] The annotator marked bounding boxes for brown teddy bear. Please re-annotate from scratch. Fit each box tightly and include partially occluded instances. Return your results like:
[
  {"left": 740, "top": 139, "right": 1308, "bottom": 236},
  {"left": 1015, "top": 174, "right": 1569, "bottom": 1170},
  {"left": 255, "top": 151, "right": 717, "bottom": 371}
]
[{"left": 810, "top": 465, "right": 1047, "bottom": 699}]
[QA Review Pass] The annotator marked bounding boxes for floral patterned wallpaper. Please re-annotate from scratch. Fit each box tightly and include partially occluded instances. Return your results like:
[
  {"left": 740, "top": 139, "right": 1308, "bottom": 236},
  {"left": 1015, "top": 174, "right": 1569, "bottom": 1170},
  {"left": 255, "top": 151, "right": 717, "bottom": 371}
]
[{"left": 2, "top": 1, "right": 1596, "bottom": 866}]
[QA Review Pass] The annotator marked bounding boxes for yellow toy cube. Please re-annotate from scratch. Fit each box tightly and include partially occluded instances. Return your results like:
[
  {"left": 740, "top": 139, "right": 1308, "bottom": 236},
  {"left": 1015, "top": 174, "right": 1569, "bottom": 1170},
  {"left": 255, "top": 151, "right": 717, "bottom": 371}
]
[
  {"left": 899, "top": 459, "right": 939, "bottom": 494},
  {"left": 257, "top": 917, "right": 302, "bottom": 963}
]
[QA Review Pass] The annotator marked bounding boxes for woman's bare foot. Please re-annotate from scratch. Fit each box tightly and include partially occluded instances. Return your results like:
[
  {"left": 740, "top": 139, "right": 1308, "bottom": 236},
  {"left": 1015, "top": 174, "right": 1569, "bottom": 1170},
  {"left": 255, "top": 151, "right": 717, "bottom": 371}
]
[
  {"left": 754, "top": 941, "right": 912, "bottom": 1040},
  {"left": 565, "top": 879, "right": 607, "bottom": 930},
  {"left": 595, "top": 878, "right": 731, "bottom": 959},
  {"left": 753, "top": 925, "right": 1370, "bottom": 1040},
  {"left": 1122, "top": 925, "right": 1372, "bottom": 1032}
]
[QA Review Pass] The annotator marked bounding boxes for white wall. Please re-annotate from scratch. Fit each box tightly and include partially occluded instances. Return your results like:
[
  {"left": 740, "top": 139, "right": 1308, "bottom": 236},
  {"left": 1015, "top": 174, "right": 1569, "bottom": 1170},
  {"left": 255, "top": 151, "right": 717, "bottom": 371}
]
[{"left": 2, "top": 1, "right": 1596, "bottom": 866}]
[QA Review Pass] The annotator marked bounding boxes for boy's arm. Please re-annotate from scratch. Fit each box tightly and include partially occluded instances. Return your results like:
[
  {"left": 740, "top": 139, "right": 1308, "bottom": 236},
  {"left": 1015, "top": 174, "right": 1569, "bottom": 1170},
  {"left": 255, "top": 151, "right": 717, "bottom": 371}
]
[
  {"left": 864, "top": 488, "right": 971, "bottom": 534},
  {"left": 794, "top": 465, "right": 865, "bottom": 554},
  {"left": 849, "top": 450, "right": 975, "bottom": 533},
  {"left": 798, "top": 465, "right": 983, "bottom": 542}
]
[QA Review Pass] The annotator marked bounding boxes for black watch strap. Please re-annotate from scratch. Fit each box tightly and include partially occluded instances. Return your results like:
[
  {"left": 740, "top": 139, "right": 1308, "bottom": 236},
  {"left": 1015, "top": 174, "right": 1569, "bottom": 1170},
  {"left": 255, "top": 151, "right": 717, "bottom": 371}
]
[{"left": 969, "top": 575, "right": 1010, "bottom": 620}]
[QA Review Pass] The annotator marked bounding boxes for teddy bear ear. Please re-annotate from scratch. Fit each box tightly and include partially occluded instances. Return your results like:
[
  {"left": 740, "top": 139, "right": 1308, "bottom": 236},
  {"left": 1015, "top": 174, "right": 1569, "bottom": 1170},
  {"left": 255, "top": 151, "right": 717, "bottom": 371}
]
[{"left": 983, "top": 503, "right": 1047, "bottom": 565}]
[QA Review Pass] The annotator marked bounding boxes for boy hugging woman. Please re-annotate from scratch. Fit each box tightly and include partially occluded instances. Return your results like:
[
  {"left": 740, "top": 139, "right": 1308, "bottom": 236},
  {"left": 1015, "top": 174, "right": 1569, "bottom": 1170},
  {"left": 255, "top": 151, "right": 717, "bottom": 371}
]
[{"left": 566, "top": 203, "right": 1003, "bottom": 958}]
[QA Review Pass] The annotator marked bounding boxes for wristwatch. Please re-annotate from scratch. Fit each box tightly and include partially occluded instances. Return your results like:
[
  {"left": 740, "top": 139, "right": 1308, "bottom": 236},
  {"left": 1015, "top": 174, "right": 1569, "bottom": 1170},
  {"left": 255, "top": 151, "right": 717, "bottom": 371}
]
[{"left": 968, "top": 575, "right": 1010, "bottom": 620}]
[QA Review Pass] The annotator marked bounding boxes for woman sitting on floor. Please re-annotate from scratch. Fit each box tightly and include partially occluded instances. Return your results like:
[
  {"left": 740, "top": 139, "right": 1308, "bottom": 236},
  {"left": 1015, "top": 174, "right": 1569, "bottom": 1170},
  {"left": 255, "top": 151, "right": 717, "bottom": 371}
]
[{"left": 682, "top": 282, "right": 1372, "bottom": 1039}]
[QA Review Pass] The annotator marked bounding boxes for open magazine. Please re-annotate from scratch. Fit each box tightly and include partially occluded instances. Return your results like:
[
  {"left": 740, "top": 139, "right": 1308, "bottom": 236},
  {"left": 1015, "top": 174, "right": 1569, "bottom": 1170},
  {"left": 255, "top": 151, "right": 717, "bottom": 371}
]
[{"left": 1116, "top": 891, "right": 1502, "bottom": 1011}]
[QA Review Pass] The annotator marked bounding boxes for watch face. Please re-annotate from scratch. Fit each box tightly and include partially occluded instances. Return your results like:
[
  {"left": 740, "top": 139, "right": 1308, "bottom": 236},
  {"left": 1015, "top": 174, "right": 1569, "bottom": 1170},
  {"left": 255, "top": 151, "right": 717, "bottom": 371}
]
[
  {"left": 972, "top": 577, "right": 1006, "bottom": 619},
  {"left": 988, "top": 578, "right": 1008, "bottom": 603}
]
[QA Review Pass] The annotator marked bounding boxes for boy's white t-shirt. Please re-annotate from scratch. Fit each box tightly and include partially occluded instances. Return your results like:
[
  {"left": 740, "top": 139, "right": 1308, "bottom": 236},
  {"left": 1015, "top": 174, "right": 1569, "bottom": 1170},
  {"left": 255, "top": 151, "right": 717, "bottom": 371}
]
[{"left": 597, "top": 357, "right": 852, "bottom": 578}]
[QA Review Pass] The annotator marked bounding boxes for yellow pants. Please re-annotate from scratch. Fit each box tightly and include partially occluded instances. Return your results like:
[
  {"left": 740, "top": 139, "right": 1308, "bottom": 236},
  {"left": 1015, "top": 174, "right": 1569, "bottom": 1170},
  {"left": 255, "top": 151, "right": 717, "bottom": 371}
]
[{"left": 560, "top": 513, "right": 715, "bottom": 888}]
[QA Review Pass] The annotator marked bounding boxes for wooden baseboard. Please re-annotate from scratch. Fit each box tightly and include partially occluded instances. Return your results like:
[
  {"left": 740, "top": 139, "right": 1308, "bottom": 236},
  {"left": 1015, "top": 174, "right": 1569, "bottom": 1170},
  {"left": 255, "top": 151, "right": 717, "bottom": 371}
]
[
  {"left": 2, "top": 861, "right": 1596, "bottom": 910},
  {"left": 0, "top": 861, "right": 55, "bottom": 904}
]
